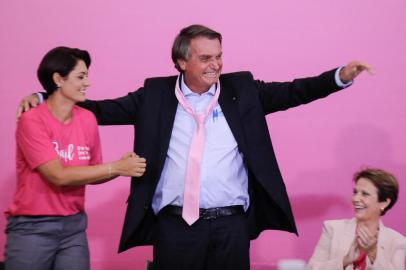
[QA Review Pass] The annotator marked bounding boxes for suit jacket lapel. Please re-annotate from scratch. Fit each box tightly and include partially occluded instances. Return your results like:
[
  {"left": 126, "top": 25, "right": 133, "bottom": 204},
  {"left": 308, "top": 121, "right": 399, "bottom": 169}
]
[
  {"left": 218, "top": 82, "right": 246, "bottom": 153},
  {"left": 157, "top": 76, "right": 178, "bottom": 175}
]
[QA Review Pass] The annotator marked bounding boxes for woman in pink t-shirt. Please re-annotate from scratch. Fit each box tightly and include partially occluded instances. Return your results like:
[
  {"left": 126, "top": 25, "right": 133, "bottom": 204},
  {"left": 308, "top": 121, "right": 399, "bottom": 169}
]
[{"left": 5, "top": 47, "right": 147, "bottom": 270}]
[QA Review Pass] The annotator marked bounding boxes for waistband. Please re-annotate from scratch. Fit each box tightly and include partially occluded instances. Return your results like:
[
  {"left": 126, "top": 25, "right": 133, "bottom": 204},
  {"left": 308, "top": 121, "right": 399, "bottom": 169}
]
[{"left": 160, "top": 205, "right": 244, "bottom": 220}]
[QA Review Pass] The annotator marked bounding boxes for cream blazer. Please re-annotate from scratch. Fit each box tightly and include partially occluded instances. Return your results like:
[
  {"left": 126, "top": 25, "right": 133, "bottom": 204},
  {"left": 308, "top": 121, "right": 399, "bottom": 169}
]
[{"left": 307, "top": 219, "right": 406, "bottom": 270}]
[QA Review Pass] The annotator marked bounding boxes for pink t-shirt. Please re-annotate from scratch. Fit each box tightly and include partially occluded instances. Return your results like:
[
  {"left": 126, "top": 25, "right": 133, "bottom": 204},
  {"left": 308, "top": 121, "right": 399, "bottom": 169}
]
[{"left": 6, "top": 103, "right": 103, "bottom": 216}]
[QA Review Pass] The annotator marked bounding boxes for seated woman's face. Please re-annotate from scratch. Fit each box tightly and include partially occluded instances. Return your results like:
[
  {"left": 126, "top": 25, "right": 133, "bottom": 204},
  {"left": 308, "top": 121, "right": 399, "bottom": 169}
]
[
  {"left": 58, "top": 60, "right": 90, "bottom": 103},
  {"left": 352, "top": 178, "right": 386, "bottom": 222}
]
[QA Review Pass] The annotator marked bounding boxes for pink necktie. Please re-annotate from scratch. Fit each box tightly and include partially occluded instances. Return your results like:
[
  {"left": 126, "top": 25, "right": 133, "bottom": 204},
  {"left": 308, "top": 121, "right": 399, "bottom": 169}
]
[{"left": 174, "top": 77, "right": 221, "bottom": 225}]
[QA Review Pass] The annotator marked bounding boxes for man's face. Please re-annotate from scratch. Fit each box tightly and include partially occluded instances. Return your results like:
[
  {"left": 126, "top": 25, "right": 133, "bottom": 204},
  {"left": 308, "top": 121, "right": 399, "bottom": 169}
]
[{"left": 178, "top": 37, "right": 222, "bottom": 94}]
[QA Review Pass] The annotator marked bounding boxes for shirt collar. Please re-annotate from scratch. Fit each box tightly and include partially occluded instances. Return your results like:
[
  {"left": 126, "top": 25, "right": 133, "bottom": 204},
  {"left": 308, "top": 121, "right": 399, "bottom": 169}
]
[{"left": 180, "top": 74, "right": 216, "bottom": 96}]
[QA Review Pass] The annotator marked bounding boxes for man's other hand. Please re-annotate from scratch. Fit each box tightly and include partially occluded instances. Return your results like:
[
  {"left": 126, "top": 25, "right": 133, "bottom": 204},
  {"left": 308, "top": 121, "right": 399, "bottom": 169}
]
[{"left": 340, "top": 61, "right": 374, "bottom": 83}]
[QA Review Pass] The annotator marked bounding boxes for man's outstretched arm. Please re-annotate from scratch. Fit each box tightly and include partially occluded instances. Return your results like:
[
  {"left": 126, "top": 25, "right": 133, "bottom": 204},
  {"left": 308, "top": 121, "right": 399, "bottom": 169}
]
[
  {"left": 253, "top": 60, "right": 374, "bottom": 114},
  {"left": 16, "top": 88, "right": 145, "bottom": 125}
]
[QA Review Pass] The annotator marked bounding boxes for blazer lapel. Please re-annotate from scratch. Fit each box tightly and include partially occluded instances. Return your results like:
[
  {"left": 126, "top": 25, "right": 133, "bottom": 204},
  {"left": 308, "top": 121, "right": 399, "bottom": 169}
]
[
  {"left": 218, "top": 82, "right": 246, "bottom": 154},
  {"left": 157, "top": 76, "right": 178, "bottom": 174},
  {"left": 376, "top": 220, "right": 387, "bottom": 256},
  {"left": 341, "top": 218, "right": 357, "bottom": 253}
]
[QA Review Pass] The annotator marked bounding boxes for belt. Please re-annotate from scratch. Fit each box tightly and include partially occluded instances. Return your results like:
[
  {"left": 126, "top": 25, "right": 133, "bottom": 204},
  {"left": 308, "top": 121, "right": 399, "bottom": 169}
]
[{"left": 161, "top": 205, "right": 244, "bottom": 220}]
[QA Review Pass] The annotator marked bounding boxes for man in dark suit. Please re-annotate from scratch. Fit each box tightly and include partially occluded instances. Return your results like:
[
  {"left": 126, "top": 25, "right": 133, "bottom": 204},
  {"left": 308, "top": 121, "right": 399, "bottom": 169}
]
[{"left": 19, "top": 24, "right": 372, "bottom": 270}]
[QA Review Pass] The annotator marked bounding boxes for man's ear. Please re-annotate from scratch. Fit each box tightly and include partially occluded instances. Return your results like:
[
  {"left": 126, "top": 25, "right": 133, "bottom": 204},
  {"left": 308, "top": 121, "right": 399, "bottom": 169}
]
[
  {"left": 52, "top": 72, "right": 64, "bottom": 88},
  {"left": 177, "top": 59, "right": 187, "bottom": 71}
]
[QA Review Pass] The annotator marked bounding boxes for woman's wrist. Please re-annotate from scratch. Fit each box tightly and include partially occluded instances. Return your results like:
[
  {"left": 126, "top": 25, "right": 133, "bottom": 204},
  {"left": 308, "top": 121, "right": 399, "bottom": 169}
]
[
  {"left": 107, "top": 163, "right": 112, "bottom": 177},
  {"left": 367, "top": 246, "right": 377, "bottom": 264},
  {"left": 342, "top": 255, "right": 351, "bottom": 268},
  {"left": 108, "top": 161, "right": 119, "bottom": 177}
]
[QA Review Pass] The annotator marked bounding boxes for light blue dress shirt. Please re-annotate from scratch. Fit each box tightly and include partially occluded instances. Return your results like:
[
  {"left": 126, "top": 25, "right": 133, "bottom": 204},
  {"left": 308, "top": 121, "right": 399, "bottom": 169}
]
[{"left": 151, "top": 76, "right": 250, "bottom": 213}]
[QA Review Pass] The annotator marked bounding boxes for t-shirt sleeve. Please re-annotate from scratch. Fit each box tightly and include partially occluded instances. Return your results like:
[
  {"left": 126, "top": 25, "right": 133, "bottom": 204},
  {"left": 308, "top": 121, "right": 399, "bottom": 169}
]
[
  {"left": 16, "top": 114, "right": 58, "bottom": 170},
  {"left": 88, "top": 114, "right": 103, "bottom": 166}
]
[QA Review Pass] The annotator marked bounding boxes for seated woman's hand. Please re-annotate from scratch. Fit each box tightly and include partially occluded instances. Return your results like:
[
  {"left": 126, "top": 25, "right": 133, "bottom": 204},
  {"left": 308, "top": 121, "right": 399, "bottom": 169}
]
[
  {"left": 343, "top": 238, "right": 360, "bottom": 267},
  {"left": 356, "top": 224, "right": 378, "bottom": 252},
  {"left": 356, "top": 224, "right": 378, "bottom": 262}
]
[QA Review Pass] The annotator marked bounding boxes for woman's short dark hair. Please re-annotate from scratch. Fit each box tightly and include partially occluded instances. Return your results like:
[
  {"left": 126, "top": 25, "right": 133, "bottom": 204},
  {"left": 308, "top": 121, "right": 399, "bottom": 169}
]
[
  {"left": 353, "top": 168, "right": 399, "bottom": 215},
  {"left": 37, "top": 46, "right": 91, "bottom": 95},
  {"left": 171, "top": 24, "right": 222, "bottom": 72}
]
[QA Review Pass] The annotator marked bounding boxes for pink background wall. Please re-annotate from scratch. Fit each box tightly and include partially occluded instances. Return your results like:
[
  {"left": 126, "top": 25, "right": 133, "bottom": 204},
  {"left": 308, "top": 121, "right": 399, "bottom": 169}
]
[{"left": 1, "top": 0, "right": 405, "bottom": 269}]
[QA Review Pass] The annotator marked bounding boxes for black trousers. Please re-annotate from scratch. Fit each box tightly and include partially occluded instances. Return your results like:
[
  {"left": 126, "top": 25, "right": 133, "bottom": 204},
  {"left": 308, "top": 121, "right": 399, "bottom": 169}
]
[{"left": 153, "top": 210, "right": 250, "bottom": 270}]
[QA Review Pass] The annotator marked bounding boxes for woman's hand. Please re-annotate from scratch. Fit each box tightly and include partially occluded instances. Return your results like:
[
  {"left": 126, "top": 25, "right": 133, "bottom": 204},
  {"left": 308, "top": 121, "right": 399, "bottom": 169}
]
[
  {"left": 356, "top": 225, "right": 378, "bottom": 251},
  {"left": 112, "top": 152, "right": 146, "bottom": 177},
  {"left": 343, "top": 238, "right": 360, "bottom": 268},
  {"left": 356, "top": 225, "right": 378, "bottom": 262}
]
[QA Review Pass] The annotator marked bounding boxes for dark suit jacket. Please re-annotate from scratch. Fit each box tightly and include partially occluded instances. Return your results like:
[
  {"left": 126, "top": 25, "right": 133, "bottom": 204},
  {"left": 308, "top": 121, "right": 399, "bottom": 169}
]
[{"left": 80, "top": 69, "right": 344, "bottom": 252}]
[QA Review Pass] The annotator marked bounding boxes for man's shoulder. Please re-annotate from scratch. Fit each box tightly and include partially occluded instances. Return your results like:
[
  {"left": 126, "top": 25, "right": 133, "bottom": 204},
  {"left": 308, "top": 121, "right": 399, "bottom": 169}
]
[
  {"left": 220, "top": 71, "right": 253, "bottom": 82},
  {"left": 140, "top": 72, "right": 255, "bottom": 93},
  {"left": 219, "top": 72, "right": 255, "bottom": 92},
  {"left": 142, "top": 71, "right": 254, "bottom": 86},
  {"left": 143, "top": 75, "right": 178, "bottom": 87}
]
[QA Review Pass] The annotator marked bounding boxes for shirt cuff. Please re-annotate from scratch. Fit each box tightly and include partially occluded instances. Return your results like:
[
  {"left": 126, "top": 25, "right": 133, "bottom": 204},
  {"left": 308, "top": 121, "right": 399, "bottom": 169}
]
[
  {"left": 35, "top": 92, "right": 44, "bottom": 104},
  {"left": 335, "top": 66, "right": 353, "bottom": 88}
]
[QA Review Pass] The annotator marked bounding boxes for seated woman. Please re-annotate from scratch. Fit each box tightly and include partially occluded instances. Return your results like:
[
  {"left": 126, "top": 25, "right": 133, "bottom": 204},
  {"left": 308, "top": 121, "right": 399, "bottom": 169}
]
[
  {"left": 307, "top": 168, "right": 406, "bottom": 270},
  {"left": 4, "top": 46, "right": 146, "bottom": 270}
]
